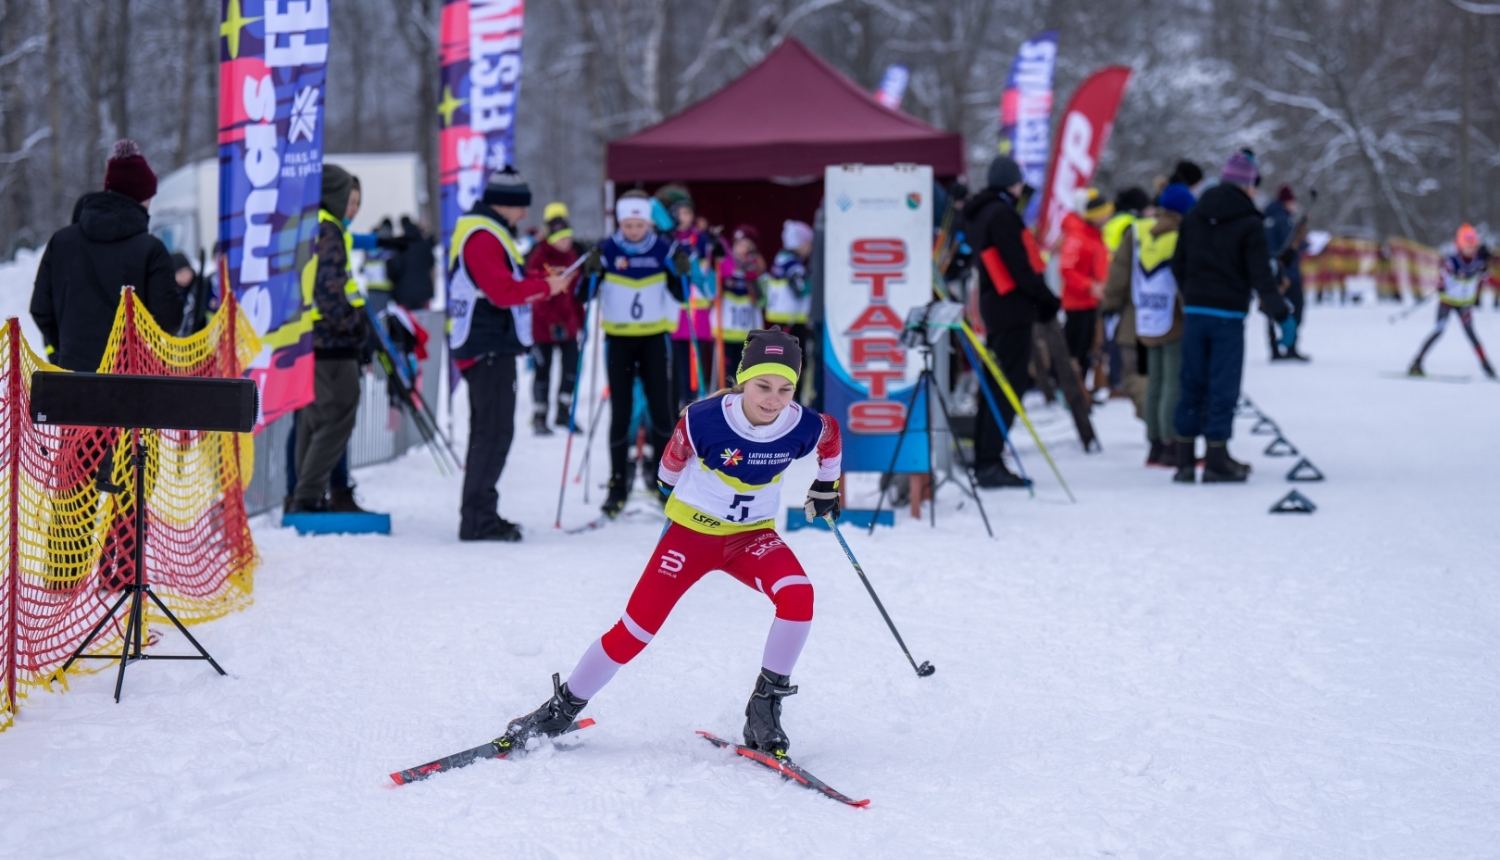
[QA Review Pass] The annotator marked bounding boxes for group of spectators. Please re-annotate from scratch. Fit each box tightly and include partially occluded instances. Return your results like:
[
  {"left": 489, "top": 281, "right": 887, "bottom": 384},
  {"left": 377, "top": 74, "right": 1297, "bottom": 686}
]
[{"left": 964, "top": 149, "right": 1303, "bottom": 485}]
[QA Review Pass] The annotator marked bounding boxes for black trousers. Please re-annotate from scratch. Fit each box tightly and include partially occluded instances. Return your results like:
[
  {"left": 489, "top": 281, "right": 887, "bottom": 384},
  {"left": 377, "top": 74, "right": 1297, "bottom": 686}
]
[
  {"left": 1267, "top": 281, "right": 1305, "bottom": 353},
  {"left": 606, "top": 334, "right": 675, "bottom": 487},
  {"left": 974, "top": 326, "right": 1032, "bottom": 466},
  {"left": 460, "top": 353, "right": 518, "bottom": 538},
  {"left": 1062, "top": 308, "right": 1098, "bottom": 375},
  {"left": 531, "top": 339, "right": 580, "bottom": 419}
]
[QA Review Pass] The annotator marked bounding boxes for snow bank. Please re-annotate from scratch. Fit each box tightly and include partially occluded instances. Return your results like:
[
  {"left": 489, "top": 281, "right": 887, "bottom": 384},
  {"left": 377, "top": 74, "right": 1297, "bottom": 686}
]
[
  {"left": 2, "top": 303, "right": 1498, "bottom": 858},
  {"left": 0, "top": 247, "right": 46, "bottom": 350}
]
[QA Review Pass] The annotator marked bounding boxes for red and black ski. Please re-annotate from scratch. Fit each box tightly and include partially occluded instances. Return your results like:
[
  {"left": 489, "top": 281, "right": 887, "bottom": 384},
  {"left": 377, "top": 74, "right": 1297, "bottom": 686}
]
[
  {"left": 390, "top": 719, "right": 595, "bottom": 786},
  {"left": 697, "top": 731, "right": 870, "bottom": 808}
]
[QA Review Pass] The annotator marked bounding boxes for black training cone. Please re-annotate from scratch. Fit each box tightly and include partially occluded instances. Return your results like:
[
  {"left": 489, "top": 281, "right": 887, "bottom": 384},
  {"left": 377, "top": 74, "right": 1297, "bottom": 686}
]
[
  {"left": 1270, "top": 489, "right": 1316, "bottom": 514},
  {"left": 1250, "top": 416, "right": 1279, "bottom": 435},
  {"left": 1286, "top": 458, "right": 1325, "bottom": 482},
  {"left": 1264, "top": 436, "right": 1298, "bottom": 457},
  {"left": 1235, "top": 396, "right": 1256, "bottom": 417}
]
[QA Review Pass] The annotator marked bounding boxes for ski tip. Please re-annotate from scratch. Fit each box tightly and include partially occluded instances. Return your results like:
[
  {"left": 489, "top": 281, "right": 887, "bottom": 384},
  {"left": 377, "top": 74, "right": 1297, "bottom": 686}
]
[
  {"left": 851, "top": 798, "right": 871, "bottom": 808},
  {"left": 389, "top": 772, "right": 405, "bottom": 786},
  {"left": 578, "top": 718, "right": 596, "bottom": 729}
]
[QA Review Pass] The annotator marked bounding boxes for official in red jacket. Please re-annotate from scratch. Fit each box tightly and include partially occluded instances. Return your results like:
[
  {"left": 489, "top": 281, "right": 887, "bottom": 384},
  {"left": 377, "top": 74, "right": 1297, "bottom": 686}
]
[{"left": 1057, "top": 188, "right": 1113, "bottom": 379}]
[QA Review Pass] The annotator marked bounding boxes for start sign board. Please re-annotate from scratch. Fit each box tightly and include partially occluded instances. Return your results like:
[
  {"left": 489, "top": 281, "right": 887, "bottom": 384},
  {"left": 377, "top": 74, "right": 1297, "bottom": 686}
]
[{"left": 822, "top": 164, "right": 932, "bottom": 473}]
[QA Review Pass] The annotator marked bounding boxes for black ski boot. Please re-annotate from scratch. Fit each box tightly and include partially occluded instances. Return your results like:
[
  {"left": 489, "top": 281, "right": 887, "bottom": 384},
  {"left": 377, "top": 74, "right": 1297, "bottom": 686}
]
[
  {"left": 328, "top": 486, "right": 369, "bottom": 513},
  {"left": 1172, "top": 437, "right": 1197, "bottom": 483},
  {"left": 743, "top": 669, "right": 797, "bottom": 756},
  {"left": 532, "top": 407, "right": 553, "bottom": 437},
  {"left": 554, "top": 394, "right": 573, "bottom": 430},
  {"left": 498, "top": 673, "right": 589, "bottom": 753},
  {"left": 601, "top": 474, "right": 630, "bottom": 518},
  {"left": 1202, "top": 442, "right": 1249, "bottom": 483},
  {"left": 1408, "top": 358, "right": 1426, "bottom": 377},
  {"left": 1146, "top": 439, "right": 1166, "bottom": 467}
]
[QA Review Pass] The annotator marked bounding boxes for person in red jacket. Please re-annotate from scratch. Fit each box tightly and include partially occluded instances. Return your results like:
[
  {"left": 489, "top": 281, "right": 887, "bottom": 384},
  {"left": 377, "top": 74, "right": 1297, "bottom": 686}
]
[
  {"left": 1058, "top": 188, "right": 1113, "bottom": 381},
  {"left": 524, "top": 203, "right": 586, "bottom": 434}
]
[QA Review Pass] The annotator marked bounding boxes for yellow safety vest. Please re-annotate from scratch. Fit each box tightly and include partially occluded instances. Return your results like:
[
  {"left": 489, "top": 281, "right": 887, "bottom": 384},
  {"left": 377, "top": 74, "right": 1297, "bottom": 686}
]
[
  {"left": 1102, "top": 212, "right": 1137, "bottom": 254},
  {"left": 301, "top": 209, "right": 365, "bottom": 324},
  {"left": 447, "top": 213, "right": 533, "bottom": 349}
]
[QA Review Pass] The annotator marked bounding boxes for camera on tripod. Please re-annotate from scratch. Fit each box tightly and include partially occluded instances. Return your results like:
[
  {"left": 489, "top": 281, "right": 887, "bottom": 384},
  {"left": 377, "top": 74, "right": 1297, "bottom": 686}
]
[{"left": 898, "top": 300, "right": 967, "bottom": 351}]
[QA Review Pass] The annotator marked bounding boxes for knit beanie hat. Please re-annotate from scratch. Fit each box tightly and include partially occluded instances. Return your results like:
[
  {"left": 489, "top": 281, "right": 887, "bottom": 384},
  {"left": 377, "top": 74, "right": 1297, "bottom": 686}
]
[
  {"left": 736, "top": 327, "right": 802, "bottom": 385},
  {"left": 321, "top": 164, "right": 360, "bottom": 218},
  {"left": 655, "top": 183, "right": 693, "bottom": 216},
  {"left": 1220, "top": 151, "right": 1258, "bottom": 187},
  {"left": 543, "top": 201, "right": 569, "bottom": 222},
  {"left": 104, "top": 139, "right": 157, "bottom": 204},
  {"left": 986, "top": 155, "right": 1023, "bottom": 190},
  {"left": 1113, "top": 187, "right": 1150, "bottom": 215},
  {"left": 483, "top": 165, "right": 532, "bottom": 207},
  {"left": 546, "top": 216, "right": 572, "bottom": 244},
  {"left": 782, "top": 220, "right": 813, "bottom": 251},
  {"left": 732, "top": 224, "right": 760, "bottom": 247},
  {"left": 1277, "top": 184, "right": 1297, "bottom": 203},
  {"left": 1158, "top": 183, "right": 1196, "bottom": 215},
  {"left": 1168, "top": 160, "right": 1203, "bottom": 188},
  {"left": 1074, "top": 187, "right": 1113, "bottom": 219},
  {"left": 1457, "top": 223, "right": 1481, "bottom": 250}
]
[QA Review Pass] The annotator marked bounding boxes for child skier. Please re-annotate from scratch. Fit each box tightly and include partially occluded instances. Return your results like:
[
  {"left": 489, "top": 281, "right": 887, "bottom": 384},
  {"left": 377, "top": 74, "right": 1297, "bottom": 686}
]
[
  {"left": 583, "top": 191, "right": 690, "bottom": 517},
  {"left": 715, "top": 225, "right": 766, "bottom": 381},
  {"left": 657, "top": 186, "right": 719, "bottom": 412},
  {"left": 764, "top": 220, "right": 814, "bottom": 371},
  {"left": 497, "top": 328, "right": 842, "bottom": 756},
  {"left": 1409, "top": 224, "right": 1497, "bottom": 379}
]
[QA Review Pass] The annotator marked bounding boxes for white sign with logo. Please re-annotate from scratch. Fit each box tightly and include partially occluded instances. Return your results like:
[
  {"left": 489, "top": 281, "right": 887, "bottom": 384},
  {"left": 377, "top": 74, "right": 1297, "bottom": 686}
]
[{"left": 822, "top": 164, "right": 933, "bottom": 472}]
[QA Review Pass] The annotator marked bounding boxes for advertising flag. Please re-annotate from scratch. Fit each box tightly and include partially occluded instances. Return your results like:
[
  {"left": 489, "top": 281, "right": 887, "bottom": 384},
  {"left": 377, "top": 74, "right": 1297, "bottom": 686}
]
[
  {"left": 874, "top": 64, "right": 909, "bottom": 110},
  {"left": 1035, "top": 66, "right": 1132, "bottom": 252},
  {"left": 997, "top": 31, "right": 1058, "bottom": 226},
  {"left": 821, "top": 164, "right": 933, "bottom": 473},
  {"left": 217, "top": 0, "right": 331, "bottom": 428},
  {"left": 438, "top": 0, "right": 526, "bottom": 249}
]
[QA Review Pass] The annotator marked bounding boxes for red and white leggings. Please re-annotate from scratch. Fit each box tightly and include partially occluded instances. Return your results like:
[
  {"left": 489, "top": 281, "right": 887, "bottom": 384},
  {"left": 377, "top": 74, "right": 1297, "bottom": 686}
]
[{"left": 564, "top": 524, "right": 815, "bottom": 700}]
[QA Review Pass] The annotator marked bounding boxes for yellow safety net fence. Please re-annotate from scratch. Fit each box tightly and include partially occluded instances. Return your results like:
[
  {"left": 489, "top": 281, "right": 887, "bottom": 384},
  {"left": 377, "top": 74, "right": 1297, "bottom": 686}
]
[{"left": 0, "top": 289, "right": 261, "bottom": 729}]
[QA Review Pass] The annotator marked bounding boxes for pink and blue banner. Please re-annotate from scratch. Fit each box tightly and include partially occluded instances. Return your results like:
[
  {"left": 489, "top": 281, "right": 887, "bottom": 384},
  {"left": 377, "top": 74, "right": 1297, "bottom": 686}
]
[
  {"left": 997, "top": 31, "right": 1057, "bottom": 226},
  {"left": 438, "top": 0, "right": 526, "bottom": 249},
  {"left": 217, "top": 0, "right": 330, "bottom": 427}
]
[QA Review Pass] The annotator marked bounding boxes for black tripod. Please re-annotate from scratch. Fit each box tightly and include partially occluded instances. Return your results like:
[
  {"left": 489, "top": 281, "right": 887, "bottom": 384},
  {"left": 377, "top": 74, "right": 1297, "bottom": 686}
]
[
  {"left": 60, "top": 428, "right": 226, "bottom": 702},
  {"left": 869, "top": 335, "right": 993, "bottom": 538}
]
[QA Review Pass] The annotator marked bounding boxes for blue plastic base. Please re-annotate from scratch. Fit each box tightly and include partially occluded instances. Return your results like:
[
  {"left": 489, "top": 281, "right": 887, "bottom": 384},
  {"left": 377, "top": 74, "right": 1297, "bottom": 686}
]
[
  {"left": 282, "top": 511, "right": 392, "bottom": 535},
  {"left": 784, "top": 508, "right": 894, "bottom": 532}
]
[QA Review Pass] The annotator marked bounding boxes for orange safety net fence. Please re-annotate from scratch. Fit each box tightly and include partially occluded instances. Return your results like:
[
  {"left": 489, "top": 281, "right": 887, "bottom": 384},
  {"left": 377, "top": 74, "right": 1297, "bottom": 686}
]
[{"left": 0, "top": 289, "right": 260, "bottom": 729}]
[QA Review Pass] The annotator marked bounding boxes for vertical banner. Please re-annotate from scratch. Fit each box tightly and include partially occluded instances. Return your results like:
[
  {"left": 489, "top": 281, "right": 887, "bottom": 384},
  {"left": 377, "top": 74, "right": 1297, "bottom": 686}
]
[
  {"left": 438, "top": 0, "right": 525, "bottom": 252},
  {"left": 997, "top": 30, "right": 1058, "bottom": 226},
  {"left": 822, "top": 164, "right": 933, "bottom": 474},
  {"left": 1035, "top": 66, "right": 1133, "bottom": 252},
  {"left": 218, "top": 0, "right": 330, "bottom": 428},
  {"left": 874, "top": 64, "right": 909, "bottom": 111}
]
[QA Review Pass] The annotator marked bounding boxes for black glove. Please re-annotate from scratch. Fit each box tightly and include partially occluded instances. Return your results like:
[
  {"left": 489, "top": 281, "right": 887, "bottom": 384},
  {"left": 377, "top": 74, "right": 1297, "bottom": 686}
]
[
  {"left": 656, "top": 478, "right": 675, "bottom": 502},
  {"left": 582, "top": 247, "right": 605, "bottom": 276},
  {"left": 803, "top": 479, "right": 840, "bottom": 522},
  {"left": 672, "top": 248, "right": 691, "bottom": 276},
  {"left": 376, "top": 235, "right": 411, "bottom": 251}
]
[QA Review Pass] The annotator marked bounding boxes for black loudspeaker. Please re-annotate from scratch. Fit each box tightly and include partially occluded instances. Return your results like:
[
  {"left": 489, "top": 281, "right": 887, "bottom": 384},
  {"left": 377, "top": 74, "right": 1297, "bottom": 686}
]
[{"left": 29, "top": 372, "right": 258, "bottom": 432}]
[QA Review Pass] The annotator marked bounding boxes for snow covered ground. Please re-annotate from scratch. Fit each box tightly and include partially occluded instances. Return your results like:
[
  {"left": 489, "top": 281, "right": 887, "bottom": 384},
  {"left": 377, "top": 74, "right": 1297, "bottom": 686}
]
[{"left": 4, "top": 300, "right": 1500, "bottom": 859}]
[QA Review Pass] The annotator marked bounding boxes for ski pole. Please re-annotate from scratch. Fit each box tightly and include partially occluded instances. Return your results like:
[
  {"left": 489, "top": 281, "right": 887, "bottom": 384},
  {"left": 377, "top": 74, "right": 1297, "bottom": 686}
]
[
  {"left": 556, "top": 272, "right": 598, "bottom": 528},
  {"left": 1389, "top": 291, "right": 1434, "bottom": 323},
  {"left": 573, "top": 387, "right": 610, "bottom": 483},
  {"left": 824, "top": 516, "right": 935, "bottom": 679}
]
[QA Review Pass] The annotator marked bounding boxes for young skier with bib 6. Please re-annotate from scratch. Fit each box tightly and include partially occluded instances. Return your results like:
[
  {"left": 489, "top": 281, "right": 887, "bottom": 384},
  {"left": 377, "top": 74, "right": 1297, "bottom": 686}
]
[{"left": 497, "top": 327, "right": 842, "bottom": 757}]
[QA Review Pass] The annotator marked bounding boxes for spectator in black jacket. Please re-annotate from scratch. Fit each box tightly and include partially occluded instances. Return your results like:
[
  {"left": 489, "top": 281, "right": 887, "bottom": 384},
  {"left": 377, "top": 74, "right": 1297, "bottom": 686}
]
[
  {"left": 1170, "top": 151, "right": 1292, "bottom": 483},
  {"left": 388, "top": 216, "right": 436, "bottom": 310},
  {"left": 289, "top": 163, "right": 372, "bottom": 513},
  {"left": 30, "top": 140, "right": 182, "bottom": 371},
  {"left": 964, "top": 155, "right": 1060, "bottom": 488}
]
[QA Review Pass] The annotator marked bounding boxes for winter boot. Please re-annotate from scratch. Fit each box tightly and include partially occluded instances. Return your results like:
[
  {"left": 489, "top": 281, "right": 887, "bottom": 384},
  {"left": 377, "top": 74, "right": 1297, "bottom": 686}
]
[
  {"left": 1482, "top": 357, "right": 1497, "bottom": 380},
  {"left": 1202, "top": 442, "right": 1250, "bottom": 483},
  {"left": 975, "top": 462, "right": 1030, "bottom": 489},
  {"left": 1172, "top": 437, "right": 1197, "bottom": 484},
  {"left": 1146, "top": 439, "right": 1166, "bottom": 467},
  {"left": 532, "top": 406, "right": 553, "bottom": 437},
  {"left": 328, "top": 486, "right": 369, "bottom": 514},
  {"left": 554, "top": 394, "right": 573, "bottom": 430},
  {"left": 497, "top": 673, "right": 588, "bottom": 753},
  {"left": 601, "top": 474, "right": 630, "bottom": 519},
  {"left": 743, "top": 669, "right": 797, "bottom": 756},
  {"left": 1407, "top": 358, "right": 1426, "bottom": 377}
]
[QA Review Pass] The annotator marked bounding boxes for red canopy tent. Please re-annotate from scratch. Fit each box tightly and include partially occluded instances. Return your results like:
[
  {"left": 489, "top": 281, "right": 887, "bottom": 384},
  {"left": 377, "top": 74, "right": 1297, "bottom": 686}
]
[{"left": 605, "top": 38, "right": 964, "bottom": 251}]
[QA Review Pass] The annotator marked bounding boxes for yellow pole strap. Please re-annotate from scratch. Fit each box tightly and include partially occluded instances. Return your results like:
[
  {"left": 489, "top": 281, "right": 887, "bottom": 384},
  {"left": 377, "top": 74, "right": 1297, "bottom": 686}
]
[{"left": 958, "top": 319, "right": 1076, "bottom": 504}]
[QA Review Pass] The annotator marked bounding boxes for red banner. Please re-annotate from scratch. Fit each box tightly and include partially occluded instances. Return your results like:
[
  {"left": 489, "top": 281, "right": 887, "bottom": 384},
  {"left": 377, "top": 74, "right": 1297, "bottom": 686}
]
[{"left": 1035, "top": 66, "right": 1132, "bottom": 251}]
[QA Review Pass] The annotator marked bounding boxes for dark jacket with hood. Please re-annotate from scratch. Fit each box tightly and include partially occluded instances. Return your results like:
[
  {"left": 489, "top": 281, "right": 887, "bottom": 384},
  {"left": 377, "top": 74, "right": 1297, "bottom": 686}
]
[
  {"left": 964, "top": 186, "right": 1060, "bottom": 330},
  {"left": 1170, "top": 184, "right": 1287, "bottom": 320},
  {"left": 30, "top": 190, "right": 182, "bottom": 371}
]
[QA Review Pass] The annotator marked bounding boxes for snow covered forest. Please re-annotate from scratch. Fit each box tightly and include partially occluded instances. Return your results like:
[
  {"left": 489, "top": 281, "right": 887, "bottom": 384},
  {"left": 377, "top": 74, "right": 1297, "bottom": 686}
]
[{"left": 0, "top": 0, "right": 1496, "bottom": 253}]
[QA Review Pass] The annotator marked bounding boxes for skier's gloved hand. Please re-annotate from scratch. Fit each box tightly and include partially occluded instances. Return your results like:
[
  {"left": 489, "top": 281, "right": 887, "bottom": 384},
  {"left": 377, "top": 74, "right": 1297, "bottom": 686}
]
[
  {"left": 1278, "top": 316, "right": 1298, "bottom": 349},
  {"left": 671, "top": 248, "right": 692, "bottom": 276},
  {"left": 656, "top": 478, "right": 675, "bottom": 501},
  {"left": 804, "top": 479, "right": 840, "bottom": 522},
  {"left": 376, "top": 235, "right": 411, "bottom": 251},
  {"left": 582, "top": 247, "right": 605, "bottom": 276}
]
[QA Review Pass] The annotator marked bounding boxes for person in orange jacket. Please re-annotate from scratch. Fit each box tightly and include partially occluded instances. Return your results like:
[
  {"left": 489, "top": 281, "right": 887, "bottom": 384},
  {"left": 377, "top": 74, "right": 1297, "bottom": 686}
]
[{"left": 1058, "top": 188, "right": 1113, "bottom": 381}]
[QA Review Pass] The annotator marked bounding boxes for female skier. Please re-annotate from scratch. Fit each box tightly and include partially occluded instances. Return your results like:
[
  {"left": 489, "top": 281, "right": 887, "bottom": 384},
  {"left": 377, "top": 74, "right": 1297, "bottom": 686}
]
[
  {"left": 498, "top": 327, "right": 842, "bottom": 756},
  {"left": 1408, "top": 223, "right": 1497, "bottom": 379}
]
